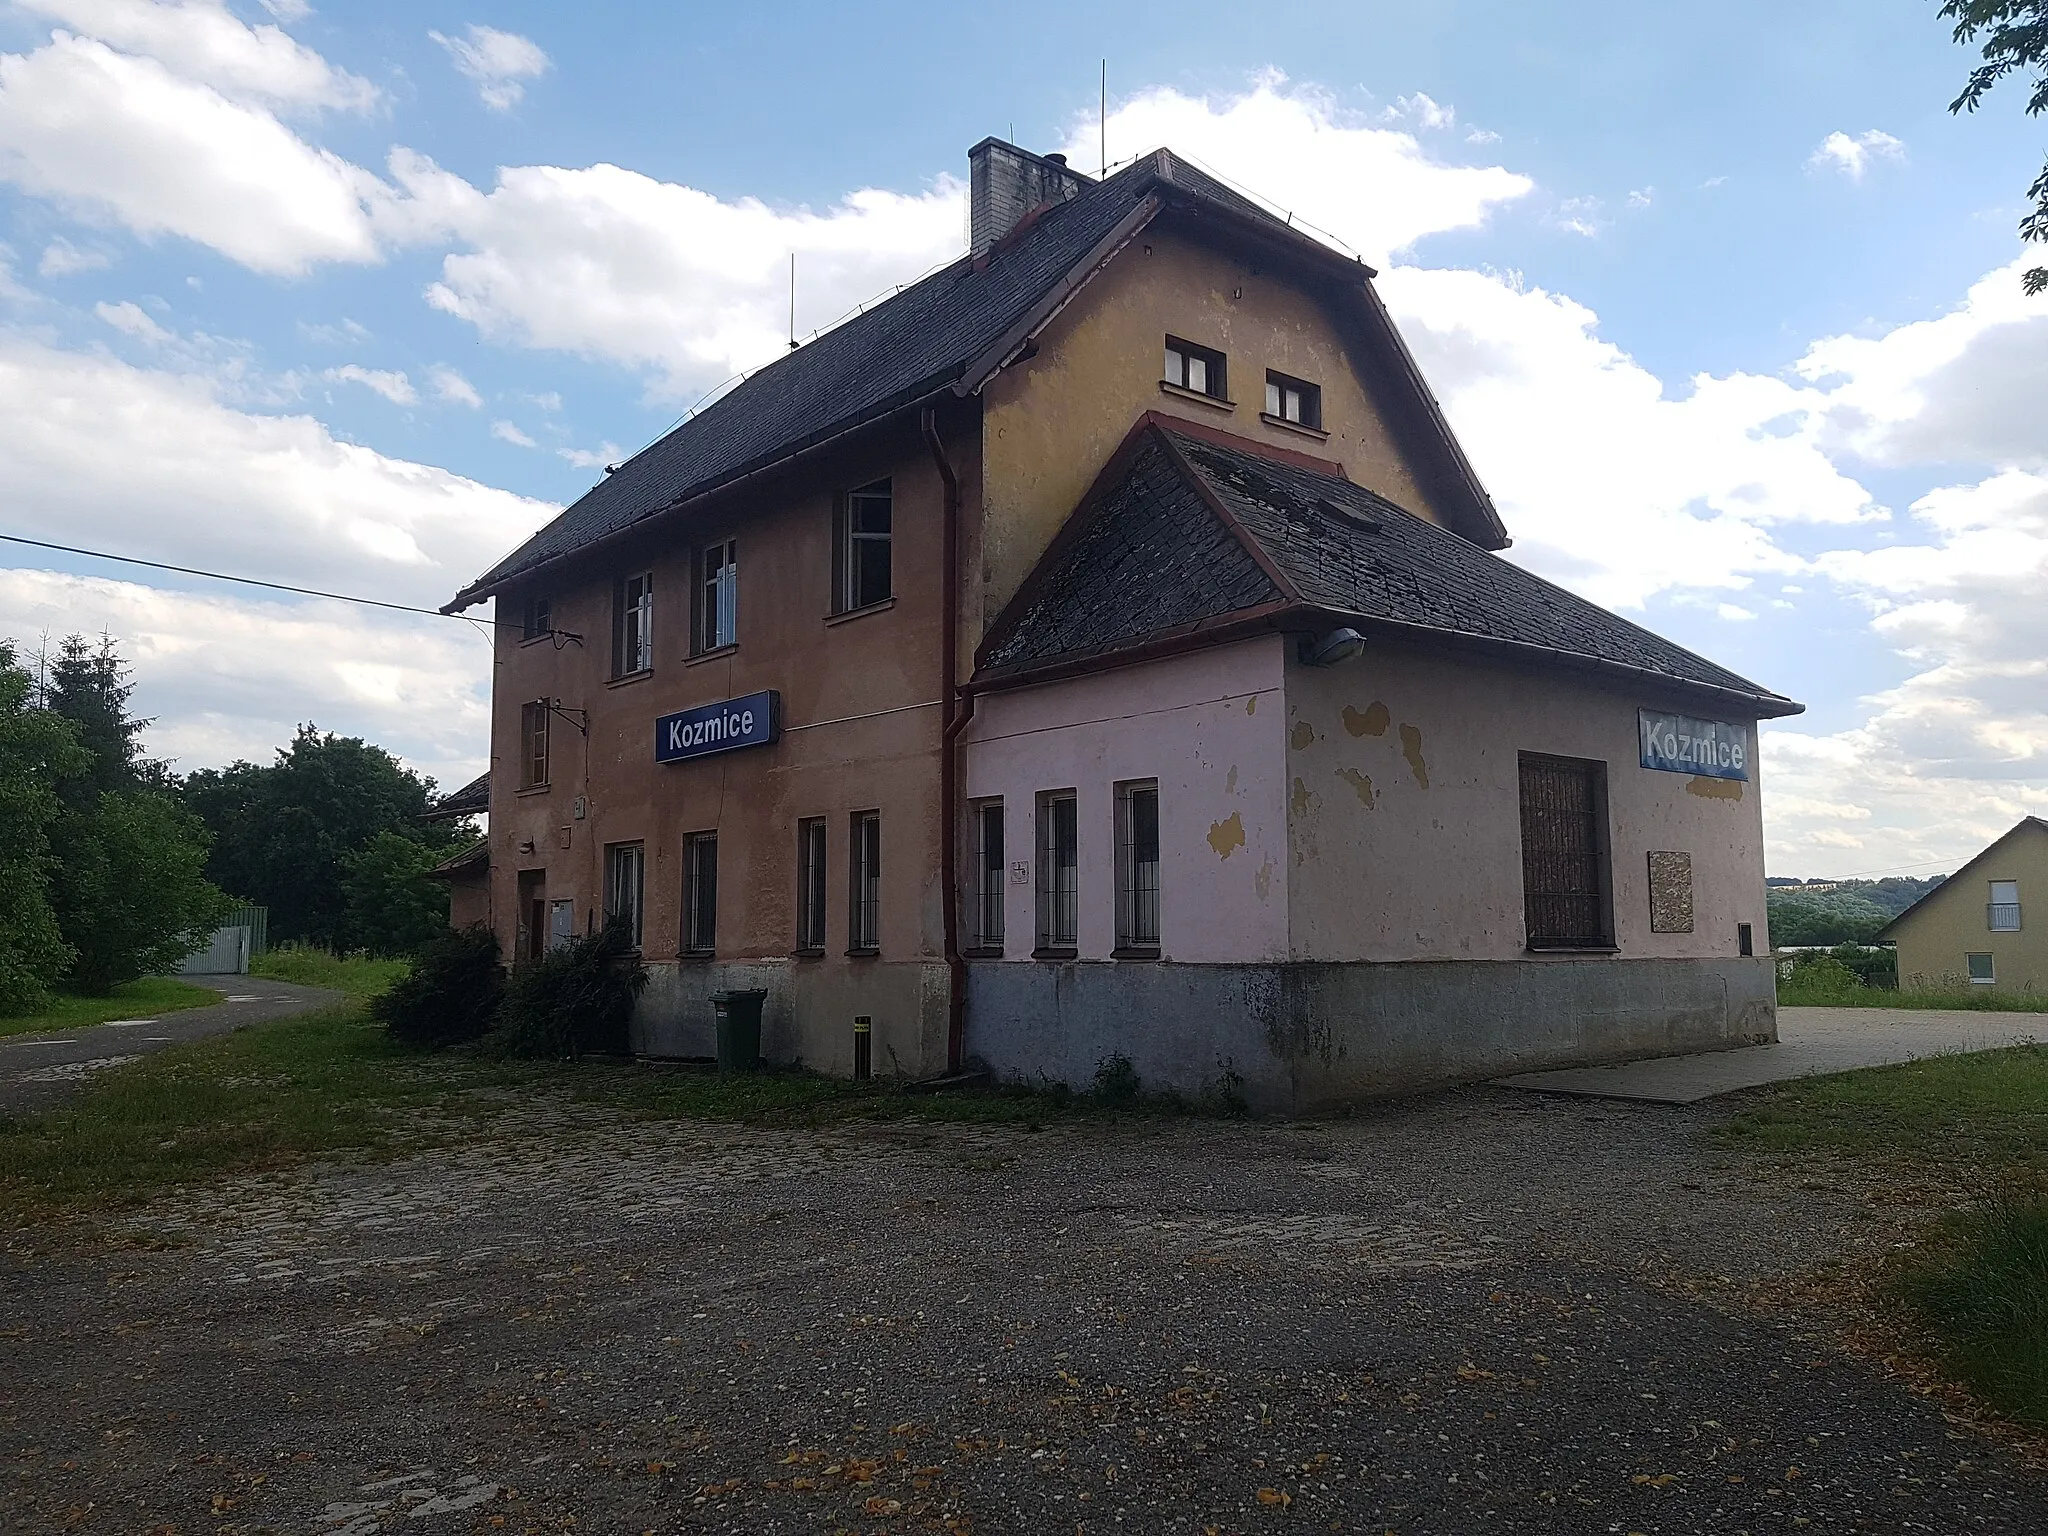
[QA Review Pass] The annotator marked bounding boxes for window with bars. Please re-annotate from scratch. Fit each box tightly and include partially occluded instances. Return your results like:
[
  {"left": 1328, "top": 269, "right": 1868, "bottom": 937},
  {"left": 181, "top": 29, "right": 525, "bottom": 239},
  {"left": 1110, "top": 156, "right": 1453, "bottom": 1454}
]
[
  {"left": 683, "top": 833, "right": 717, "bottom": 954},
  {"left": 969, "top": 799, "right": 1004, "bottom": 952},
  {"left": 796, "top": 817, "right": 827, "bottom": 952},
  {"left": 521, "top": 593, "right": 552, "bottom": 642},
  {"left": 605, "top": 842, "right": 645, "bottom": 949},
  {"left": 1036, "top": 790, "right": 1079, "bottom": 953},
  {"left": 1518, "top": 753, "right": 1613, "bottom": 949},
  {"left": 1263, "top": 370, "right": 1322, "bottom": 429},
  {"left": 1163, "top": 336, "right": 1227, "bottom": 400},
  {"left": 613, "top": 572, "right": 653, "bottom": 677},
  {"left": 836, "top": 481, "right": 893, "bottom": 612},
  {"left": 1115, "top": 780, "right": 1161, "bottom": 953},
  {"left": 849, "top": 810, "right": 881, "bottom": 953},
  {"left": 697, "top": 539, "right": 737, "bottom": 653},
  {"left": 519, "top": 700, "right": 549, "bottom": 789}
]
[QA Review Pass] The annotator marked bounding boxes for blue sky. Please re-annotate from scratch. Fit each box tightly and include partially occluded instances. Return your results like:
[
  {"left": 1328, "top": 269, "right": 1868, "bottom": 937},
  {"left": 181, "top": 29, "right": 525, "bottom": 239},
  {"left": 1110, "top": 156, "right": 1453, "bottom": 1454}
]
[{"left": 0, "top": 0, "right": 2043, "bottom": 877}]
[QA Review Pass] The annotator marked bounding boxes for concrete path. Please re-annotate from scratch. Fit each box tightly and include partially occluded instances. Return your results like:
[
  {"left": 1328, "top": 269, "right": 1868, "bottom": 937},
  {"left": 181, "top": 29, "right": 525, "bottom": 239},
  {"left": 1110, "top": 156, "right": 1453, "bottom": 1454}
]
[
  {"left": 0, "top": 978, "right": 341, "bottom": 1116},
  {"left": 1494, "top": 1004, "right": 2048, "bottom": 1103}
]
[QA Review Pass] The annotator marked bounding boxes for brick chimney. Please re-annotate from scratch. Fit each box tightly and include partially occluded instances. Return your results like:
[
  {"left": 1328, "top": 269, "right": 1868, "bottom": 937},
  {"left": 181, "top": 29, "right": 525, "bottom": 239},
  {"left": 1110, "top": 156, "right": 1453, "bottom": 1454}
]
[{"left": 968, "top": 138, "right": 1090, "bottom": 255}]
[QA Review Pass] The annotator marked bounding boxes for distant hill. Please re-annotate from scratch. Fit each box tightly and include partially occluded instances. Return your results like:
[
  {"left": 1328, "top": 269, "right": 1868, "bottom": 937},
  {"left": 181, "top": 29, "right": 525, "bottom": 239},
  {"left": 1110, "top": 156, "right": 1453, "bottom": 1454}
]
[{"left": 1764, "top": 874, "right": 1946, "bottom": 946}]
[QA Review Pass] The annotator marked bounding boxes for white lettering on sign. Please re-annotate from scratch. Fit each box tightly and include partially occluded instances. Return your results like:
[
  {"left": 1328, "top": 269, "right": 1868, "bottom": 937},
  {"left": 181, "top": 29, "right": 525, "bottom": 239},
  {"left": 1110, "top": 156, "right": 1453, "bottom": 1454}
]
[
  {"left": 654, "top": 691, "right": 779, "bottom": 764},
  {"left": 1638, "top": 709, "right": 1748, "bottom": 781}
]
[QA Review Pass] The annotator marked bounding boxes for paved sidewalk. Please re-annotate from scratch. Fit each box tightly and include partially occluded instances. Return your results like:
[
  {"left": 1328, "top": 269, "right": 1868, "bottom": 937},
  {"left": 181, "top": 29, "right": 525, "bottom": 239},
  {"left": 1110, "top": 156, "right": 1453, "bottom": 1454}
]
[
  {"left": 0, "top": 978, "right": 341, "bottom": 1115},
  {"left": 1495, "top": 1004, "right": 2048, "bottom": 1103}
]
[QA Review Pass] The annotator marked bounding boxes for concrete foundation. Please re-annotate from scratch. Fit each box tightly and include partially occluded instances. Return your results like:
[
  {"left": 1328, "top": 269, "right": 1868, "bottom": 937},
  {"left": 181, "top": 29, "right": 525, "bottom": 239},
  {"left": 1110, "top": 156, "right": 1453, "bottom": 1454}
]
[
  {"left": 632, "top": 958, "right": 951, "bottom": 1078},
  {"left": 965, "top": 956, "right": 1778, "bottom": 1115}
]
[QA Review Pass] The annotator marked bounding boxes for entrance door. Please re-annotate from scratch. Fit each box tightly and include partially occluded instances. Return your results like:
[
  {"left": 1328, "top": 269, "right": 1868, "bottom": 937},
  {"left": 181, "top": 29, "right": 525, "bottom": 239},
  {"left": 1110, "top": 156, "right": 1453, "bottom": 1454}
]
[{"left": 515, "top": 870, "right": 546, "bottom": 962}]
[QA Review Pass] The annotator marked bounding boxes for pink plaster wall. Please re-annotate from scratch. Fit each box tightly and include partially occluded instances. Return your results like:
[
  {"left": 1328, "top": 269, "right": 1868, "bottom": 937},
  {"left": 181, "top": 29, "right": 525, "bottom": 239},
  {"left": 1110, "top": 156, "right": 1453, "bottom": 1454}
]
[{"left": 961, "top": 637, "right": 1290, "bottom": 963}]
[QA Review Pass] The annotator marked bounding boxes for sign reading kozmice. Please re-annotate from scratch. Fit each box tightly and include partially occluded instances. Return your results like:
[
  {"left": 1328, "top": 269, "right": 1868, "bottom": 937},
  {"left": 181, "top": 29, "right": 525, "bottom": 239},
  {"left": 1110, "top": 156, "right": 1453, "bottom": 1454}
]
[
  {"left": 1638, "top": 708, "right": 1747, "bottom": 781},
  {"left": 655, "top": 690, "right": 780, "bottom": 763}
]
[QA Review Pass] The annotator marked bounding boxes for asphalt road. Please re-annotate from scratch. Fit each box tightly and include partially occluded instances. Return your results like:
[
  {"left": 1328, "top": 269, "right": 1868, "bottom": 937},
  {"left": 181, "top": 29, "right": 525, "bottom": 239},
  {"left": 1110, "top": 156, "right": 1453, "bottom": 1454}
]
[
  {"left": 3, "top": 1083, "right": 2039, "bottom": 1534},
  {"left": 0, "top": 979, "right": 340, "bottom": 1115}
]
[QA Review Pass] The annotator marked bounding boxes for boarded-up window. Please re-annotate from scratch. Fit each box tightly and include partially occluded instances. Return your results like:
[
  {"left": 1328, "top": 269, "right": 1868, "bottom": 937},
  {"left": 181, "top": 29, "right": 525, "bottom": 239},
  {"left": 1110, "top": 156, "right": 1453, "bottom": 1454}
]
[
  {"left": 1519, "top": 753, "right": 1613, "bottom": 949},
  {"left": 1647, "top": 850, "right": 1695, "bottom": 933}
]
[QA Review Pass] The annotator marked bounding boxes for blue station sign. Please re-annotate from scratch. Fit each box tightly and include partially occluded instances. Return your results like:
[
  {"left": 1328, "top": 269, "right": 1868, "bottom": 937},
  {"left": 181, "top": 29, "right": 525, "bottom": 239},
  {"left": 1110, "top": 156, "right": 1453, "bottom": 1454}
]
[
  {"left": 655, "top": 690, "right": 780, "bottom": 764},
  {"left": 1639, "top": 709, "right": 1748, "bottom": 782}
]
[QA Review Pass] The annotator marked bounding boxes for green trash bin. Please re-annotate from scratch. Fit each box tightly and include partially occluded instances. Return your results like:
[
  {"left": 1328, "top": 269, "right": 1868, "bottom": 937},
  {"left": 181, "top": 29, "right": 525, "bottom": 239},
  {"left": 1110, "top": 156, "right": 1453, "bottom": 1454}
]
[{"left": 711, "top": 989, "right": 767, "bottom": 1075}]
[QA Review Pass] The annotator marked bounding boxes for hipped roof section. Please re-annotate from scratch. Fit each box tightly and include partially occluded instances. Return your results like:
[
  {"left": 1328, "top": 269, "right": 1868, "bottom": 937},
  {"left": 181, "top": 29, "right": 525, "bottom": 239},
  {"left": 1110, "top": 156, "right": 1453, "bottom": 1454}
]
[
  {"left": 444, "top": 143, "right": 1507, "bottom": 612},
  {"left": 975, "top": 417, "right": 1804, "bottom": 720}
]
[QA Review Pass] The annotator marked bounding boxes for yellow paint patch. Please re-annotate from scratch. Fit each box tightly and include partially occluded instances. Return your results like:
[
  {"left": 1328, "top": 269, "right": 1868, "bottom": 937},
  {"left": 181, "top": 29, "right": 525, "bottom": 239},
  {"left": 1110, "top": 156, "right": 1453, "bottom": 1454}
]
[
  {"left": 1342, "top": 701, "right": 1390, "bottom": 738},
  {"left": 1399, "top": 723, "right": 1430, "bottom": 788},
  {"left": 1336, "top": 767, "right": 1376, "bottom": 807},
  {"left": 1290, "top": 721, "right": 1315, "bottom": 751},
  {"left": 1290, "top": 776, "right": 1319, "bottom": 817},
  {"left": 1245, "top": 694, "right": 1257, "bottom": 714},
  {"left": 1687, "top": 775, "right": 1744, "bottom": 801},
  {"left": 1207, "top": 811, "right": 1246, "bottom": 858}
]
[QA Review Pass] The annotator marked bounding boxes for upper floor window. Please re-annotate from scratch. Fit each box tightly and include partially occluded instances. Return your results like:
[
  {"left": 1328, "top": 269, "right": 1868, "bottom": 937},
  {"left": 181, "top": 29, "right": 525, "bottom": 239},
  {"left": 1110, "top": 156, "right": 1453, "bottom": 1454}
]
[
  {"left": 521, "top": 593, "right": 552, "bottom": 642},
  {"left": 697, "top": 539, "right": 737, "bottom": 653},
  {"left": 1164, "top": 336, "right": 1228, "bottom": 401},
  {"left": 613, "top": 572, "right": 653, "bottom": 677},
  {"left": 836, "top": 481, "right": 893, "bottom": 612},
  {"left": 1115, "top": 780, "right": 1161, "bottom": 953},
  {"left": 1264, "top": 370, "right": 1322, "bottom": 430},
  {"left": 519, "top": 700, "right": 549, "bottom": 790},
  {"left": 1989, "top": 880, "right": 2021, "bottom": 932}
]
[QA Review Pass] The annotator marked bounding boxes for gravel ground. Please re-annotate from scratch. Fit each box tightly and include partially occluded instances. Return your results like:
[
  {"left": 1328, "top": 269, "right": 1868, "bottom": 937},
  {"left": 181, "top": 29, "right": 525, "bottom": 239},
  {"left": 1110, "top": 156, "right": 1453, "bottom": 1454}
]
[{"left": 2, "top": 1085, "right": 2040, "bottom": 1535}]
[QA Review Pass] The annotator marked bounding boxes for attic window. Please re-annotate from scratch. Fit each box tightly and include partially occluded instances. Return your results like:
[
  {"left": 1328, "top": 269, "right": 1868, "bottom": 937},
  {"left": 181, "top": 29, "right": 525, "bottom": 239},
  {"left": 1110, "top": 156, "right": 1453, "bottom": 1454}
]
[
  {"left": 1264, "top": 371, "right": 1322, "bottom": 430},
  {"left": 1164, "top": 337, "right": 1228, "bottom": 401},
  {"left": 1319, "top": 496, "right": 1381, "bottom": 532}
]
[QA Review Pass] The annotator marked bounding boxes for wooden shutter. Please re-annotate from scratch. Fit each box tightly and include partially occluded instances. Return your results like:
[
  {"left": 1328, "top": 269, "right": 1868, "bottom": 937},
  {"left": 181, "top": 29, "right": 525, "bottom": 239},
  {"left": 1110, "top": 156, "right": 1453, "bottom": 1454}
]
[{"left": 1519, "top": 753, "right": 1611, "bottom": 948}]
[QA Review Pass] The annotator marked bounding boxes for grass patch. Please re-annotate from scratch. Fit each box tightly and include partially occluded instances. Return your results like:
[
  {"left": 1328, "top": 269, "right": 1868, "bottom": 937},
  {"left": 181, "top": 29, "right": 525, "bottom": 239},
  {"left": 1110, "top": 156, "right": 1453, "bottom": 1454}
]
[
  {"left": 0, "top": 977, "right": 220, "bottom": 1040},
  {"left": 1898, "top": 1191, "right": 2048, "bottom": 1428},
  {"left": 249, "top": 943, "right": 410, "bottom": 999},
  {"left": 1717, "top": 1044, "right": 2048, "bottom": 1167},
  {"left": 1778, "top": 979, "right": 2048, "bottom": 1011},
  {"left": 0, "top": 1014, "right": 1231, "bottom": 1224}
]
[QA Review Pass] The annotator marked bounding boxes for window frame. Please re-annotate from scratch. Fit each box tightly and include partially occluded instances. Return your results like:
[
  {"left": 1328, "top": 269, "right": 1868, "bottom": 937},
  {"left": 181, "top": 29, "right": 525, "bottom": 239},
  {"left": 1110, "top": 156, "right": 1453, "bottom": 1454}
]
[
  {"left": 834, "top": 480, "right": 894, "bottom": 614},
  {"left": 1988, "top": 880, "right": 2021, "bottom": 933},
  {"left": 521, "top": 593, "right": 553, "bottom": 643},
  {"left": 1967, "top": 952, "right": 1996, "bottom": 985},
  {"left": 848, "top": 810, "right": 881, "bottom": 955},
  {"left": 613, "top": 571, "right": 654, "bottom": 678},
  {"left": 519, "top": 699, "right": 550, "bottom": 790},
  {"left": 1035, "top": 789, "right": 1080, "bottom": 956},
  {"left": 1114, "top": 779, "right": 1162, "bottom": 955},
  {"left": 1263, "top": 369, "right": 1323, "bottom": 430},
  {"left": 1517, "top": 752, "right": 1615, "bottom": 951},
  {"left": 968, "top": 798, "right": 1005, "bottom": 955},
  {"left": 604, "top": 841, "right": 645, "bottom": 950},
  {"left": 1163, "top": 336, "right": 1228, "bottom": 401},
  {"left": 796, "top": 816, "right": 828, "bottom": 954},
  {"left": 683, "top": 831, "right": 718, "bottom": 955},
  {"left": 696, "top": 538, "right": 738, "bottom": 655}
]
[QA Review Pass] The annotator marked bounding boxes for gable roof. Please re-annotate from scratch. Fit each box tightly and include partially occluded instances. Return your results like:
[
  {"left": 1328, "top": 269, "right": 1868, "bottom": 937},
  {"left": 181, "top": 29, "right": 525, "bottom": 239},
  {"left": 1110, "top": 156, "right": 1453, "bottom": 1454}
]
[
  {"left": 1877, "top": 816, "right": 2048, "bottom": 939},
  {"left": 975, "top": 416, "right": 1803, "bottom": 719},
  {"left": 445, "top": 143, "right": 1508, "bottom": 612},
  {"left": 422, "top": 771, "right": 490, "bottom": 821}
]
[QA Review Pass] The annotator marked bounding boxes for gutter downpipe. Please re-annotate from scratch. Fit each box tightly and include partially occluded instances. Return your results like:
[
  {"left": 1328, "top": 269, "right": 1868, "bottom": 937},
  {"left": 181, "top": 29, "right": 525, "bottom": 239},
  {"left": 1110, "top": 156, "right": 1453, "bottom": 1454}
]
[{"left": 921, "top": 404, "right": 972, "bottom": 1075}]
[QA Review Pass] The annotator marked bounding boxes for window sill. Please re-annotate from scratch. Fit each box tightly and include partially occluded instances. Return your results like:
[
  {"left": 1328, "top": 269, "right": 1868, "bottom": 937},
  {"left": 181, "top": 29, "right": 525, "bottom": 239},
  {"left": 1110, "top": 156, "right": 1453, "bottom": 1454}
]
[
  {"left": 514, "top": 784, "right": 551, "bottom": 798},
  {"left": 1158, "top": 380, "right": 1235, "bottom": 412},
  {"left": 825, "top": 597, "right": 896, "bottom": 628},
  {"left": 518, "top": 633, "right": 556, "bottom": 648},
  {"left": 1111, "top": 946, "right": 1161, "bottom": 961},
  {"left": 606, "top": 669, "right": 653, "bottom": 689},
  {"left": 1526, "top": 943, "right": 1620, "bottom": 955},
  {"left": 685, "top": 643, "right": 738, "bottom": 667},
  {"left": 1260, "top": 411, "right": 1329, "bottom": 441},
  {"left": 1032, "top": 947, "right": 1079, "bottom": 961},
  {"left": 845, "top": 946, "right": 880, "bottom": 960},
  {"left": 964, "top": 946, "right": 1004, "bottom": 960},
  {"left": 678, "top": 950, "right": 716, "bottom": 965},
  {"left": 791, "top": 947, "right": 825, "bottom": 960}
]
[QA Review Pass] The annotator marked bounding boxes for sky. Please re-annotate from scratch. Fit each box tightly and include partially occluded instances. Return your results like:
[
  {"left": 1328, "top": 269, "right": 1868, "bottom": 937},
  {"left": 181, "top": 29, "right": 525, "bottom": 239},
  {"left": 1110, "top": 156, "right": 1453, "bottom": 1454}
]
[{"left": 0, "top": 0, "right": 2042, "bottom": 880}]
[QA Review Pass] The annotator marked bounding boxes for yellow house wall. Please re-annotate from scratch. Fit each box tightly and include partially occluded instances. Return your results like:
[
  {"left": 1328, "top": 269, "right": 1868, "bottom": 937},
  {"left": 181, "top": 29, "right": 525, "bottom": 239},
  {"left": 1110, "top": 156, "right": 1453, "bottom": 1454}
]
[
  {"left": 976, "top": 224, "right": 1451, "bottom": 635},
  {"left": 1890, "top": 822, "right": 2048, "bottom": 993}
]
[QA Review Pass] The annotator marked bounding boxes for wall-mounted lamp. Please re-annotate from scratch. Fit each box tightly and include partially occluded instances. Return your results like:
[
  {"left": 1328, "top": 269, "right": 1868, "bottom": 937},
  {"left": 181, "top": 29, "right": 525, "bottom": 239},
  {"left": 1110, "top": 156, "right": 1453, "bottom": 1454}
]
[{"left": 1299, "top": 627, "right": 1368, "bottom": 667}]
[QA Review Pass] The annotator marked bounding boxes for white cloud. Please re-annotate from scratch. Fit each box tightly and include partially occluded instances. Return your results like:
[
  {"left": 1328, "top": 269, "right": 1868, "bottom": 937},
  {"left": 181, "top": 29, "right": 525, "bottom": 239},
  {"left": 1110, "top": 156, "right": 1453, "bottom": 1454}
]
[
  {"left": 1809, "top": 129, "right": 1904, "bottom": 182},
  {"left": 526, "top": 390, "right": 562, "bottom": 411},
  {"left": 557, "top": 441, "right": 621, "bottom": 469},
  {"left": 38, "top": 234, "right": 111, "bottom": 275},
  {"left": 428, "top": 363, "right": 481, "bottom": 407},
  {"left": 491, "top": 418, "right": 535, "bottom": 447},
  {"left": 1626, "top": 187, "right": 1654, "bottom": 209},
  {"left": 94, "top": 296, "right": 172, "bottom": 342},
  {"left": 0, "top": 33, "right": 391, "bottom": 274},
  {"left": 323, "top": 362, "right": 416, "bottom": 405},
  {"left": 257, "top": 0, "right": 311, "bottom": 22},
  {"left": 1386, "top": 91, "right": 1455, "bottom": 131},
  {"left": 429, "top": 24, "right": 547, "bottom": 110},
  {"left": 1554, "top": 194, "right": 1604, "bottom": 237}
]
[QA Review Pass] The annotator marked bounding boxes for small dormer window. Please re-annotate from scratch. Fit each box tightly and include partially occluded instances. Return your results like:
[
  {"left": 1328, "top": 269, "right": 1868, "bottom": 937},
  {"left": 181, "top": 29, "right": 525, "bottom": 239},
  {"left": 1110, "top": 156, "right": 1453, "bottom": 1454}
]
[
  {"left": 1164, "top": 337, "right": 1228, "bottom": 401},
  {"left": 1265, "top": 371, "right": 1322, "bottom": 430}
]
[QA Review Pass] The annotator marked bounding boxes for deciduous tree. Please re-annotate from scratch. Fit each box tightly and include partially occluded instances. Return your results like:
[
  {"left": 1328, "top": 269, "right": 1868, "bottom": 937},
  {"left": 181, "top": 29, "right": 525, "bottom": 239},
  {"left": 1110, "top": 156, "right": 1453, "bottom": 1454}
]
[{"left": 1939, "top": 0, "right": 2048, "bottom": 292}]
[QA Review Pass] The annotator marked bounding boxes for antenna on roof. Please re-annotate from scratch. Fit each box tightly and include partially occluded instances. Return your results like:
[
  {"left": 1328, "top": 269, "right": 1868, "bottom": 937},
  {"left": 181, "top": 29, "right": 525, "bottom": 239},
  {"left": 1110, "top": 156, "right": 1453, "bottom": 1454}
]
[
  {"left": 788, "top": 253, "right": 797, "bottom": 351},
  {"left": 1100, "top": 60, "right": 1107, "bottom": 177}
]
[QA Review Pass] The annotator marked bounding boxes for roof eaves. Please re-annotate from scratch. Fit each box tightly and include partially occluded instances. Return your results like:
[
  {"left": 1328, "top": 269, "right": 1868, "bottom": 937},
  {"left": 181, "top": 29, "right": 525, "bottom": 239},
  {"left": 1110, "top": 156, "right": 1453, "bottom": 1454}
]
[{"left": 971, "top": 600, "right": 1309, "bottom": 693}]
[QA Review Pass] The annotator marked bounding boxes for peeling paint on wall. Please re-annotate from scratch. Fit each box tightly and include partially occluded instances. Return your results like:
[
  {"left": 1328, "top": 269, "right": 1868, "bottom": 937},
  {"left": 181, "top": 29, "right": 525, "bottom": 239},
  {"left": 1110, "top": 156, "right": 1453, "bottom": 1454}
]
[
  {"left": 1225, "top": 765, "right": 1238, "bottom": 795},
  {"left": 1342, "top": 702, "right": 1390, "bottom": 738},
  {"left": 1245, "top": 694, "right": 1257, "bottom": 715},
  {"left": 1291, "top": 721, "right": 1316, "bottom": 751},
  {"left": 1686, "top": 775, "right": 1744, "bottom": 801},
  {"left": 1255, "top": 856, "right": 1274, "bottom": 900},
  {"left": 1336, "top": 767, "right": 1376, "bottom": 807},
  {"left": 1290, "top": 776, "right": 1319, "bottom": 817},
  {"left": 1207, "top": 811, "right": 1247, "bottom": 858},
  {"left": 1399, "top": 723, "right": 1430, "bottom": 788}
]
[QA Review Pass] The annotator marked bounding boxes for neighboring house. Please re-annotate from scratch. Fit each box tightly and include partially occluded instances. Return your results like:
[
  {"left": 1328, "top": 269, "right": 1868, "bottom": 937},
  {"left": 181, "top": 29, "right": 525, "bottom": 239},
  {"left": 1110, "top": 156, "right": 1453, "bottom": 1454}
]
[
  {"left": 1880, "top": 817, "right": 2048, "bottom": 994},
  {"left": 422, "top": 772, "right": 491, "bottom": 932},
  {"left": 444, "top": 137, "right": 1801, "bottom": 1110}
]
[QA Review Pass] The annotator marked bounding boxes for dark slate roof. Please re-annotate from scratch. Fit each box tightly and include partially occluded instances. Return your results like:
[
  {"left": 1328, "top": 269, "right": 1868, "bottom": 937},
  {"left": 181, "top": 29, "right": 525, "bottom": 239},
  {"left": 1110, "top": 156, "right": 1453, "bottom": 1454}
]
[
  {"left": 446, "top": 143, "right": 1503, "bottom": 611},
  {"left": 978, "top": 420, "right": 1802, "bottom": 718},
  {"left": 422, "top": 771, "right": 489, "bottom": 821}
]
